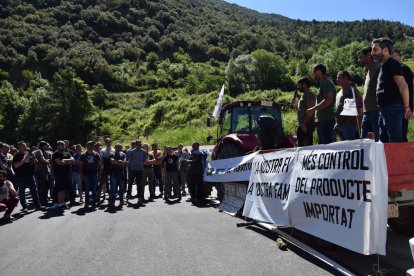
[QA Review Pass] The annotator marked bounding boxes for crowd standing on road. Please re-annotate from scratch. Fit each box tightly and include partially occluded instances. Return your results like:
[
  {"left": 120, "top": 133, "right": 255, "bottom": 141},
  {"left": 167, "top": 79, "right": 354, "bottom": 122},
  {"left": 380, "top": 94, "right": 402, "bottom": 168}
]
[
  {"left": 0, "top": 138, "right": 207, "bottom": 222},
  {"left": 1, "top": 37, "right": 413, "bottom": 222}
]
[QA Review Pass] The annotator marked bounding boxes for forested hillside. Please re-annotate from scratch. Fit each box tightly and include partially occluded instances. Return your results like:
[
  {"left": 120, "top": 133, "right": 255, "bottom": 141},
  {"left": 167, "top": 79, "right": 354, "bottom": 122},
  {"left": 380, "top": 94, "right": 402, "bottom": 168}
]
[{"left": 1, "top": 0, "right": 413, "bottom": 145}]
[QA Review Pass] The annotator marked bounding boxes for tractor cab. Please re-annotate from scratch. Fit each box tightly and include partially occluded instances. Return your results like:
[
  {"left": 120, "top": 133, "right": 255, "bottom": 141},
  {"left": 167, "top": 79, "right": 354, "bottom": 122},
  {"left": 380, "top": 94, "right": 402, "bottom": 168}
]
[{"left": 209, "top": 100, "right": 294, "bottom": 159}]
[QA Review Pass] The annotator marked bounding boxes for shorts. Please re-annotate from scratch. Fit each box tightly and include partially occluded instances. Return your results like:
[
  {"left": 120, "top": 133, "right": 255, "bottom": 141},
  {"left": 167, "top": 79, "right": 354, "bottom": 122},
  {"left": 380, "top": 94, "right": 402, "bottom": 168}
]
[{"left": 55, "top": 174, "right": 71, "bottom": 192}]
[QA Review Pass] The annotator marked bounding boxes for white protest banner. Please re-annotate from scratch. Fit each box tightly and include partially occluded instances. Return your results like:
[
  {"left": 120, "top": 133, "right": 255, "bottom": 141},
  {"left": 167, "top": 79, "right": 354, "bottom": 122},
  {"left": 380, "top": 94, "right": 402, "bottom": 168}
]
[
  {"left": 242, "top": 140, "right": 388, "bottom": 255},
  {"left": 204, "top": 152, "right": 258, "bottom": 183},
  {"left": 243, "top": 149, "right": 296, "bottom": 226},
  {"left": 289, "top": 140, "right": 388, "bottom": 255}
]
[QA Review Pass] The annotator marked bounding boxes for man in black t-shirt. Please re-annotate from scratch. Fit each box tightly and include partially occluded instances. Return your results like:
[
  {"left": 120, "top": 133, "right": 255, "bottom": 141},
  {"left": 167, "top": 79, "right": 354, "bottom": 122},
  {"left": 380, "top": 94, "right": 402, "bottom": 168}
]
[
  {"left": 162, "top": 146, "right": 180, "bottom": 201},
  {"left": 371, "top": 38, "right": 413, "bottom": 142},
  {"left": 393, "top": 50, "right": 414, "bottom": 142},
  {"left": 12, "top": 141, "right": 40, "bottom": 211},
  {"left": 80, "top": 141, "right": 102, "bottom": 208},
  {"left": 50, "top": 141, "right": 75, "bottom": 209}
]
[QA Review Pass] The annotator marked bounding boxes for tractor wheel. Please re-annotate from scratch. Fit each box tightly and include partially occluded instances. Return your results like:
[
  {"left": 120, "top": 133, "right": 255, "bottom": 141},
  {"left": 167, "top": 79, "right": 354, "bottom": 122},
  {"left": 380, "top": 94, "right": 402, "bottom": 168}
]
[{"left": 388, "top": 205, "right": 414, "bottom": 235}]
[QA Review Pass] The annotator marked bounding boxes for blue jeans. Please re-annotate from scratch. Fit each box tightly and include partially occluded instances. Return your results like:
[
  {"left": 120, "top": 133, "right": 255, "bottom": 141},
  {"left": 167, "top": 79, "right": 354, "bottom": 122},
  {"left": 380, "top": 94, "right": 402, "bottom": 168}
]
[
  {"left": 71, "top": 172, "right": 81, "bottom": 198},
  {"left": 361, "top": 111, "right": 380, "bottom": 141},
  {"left": 337, "top": 123, "right": 356, "bottom": 141},
  {"left": 83, "top": 174, "right": 97, "bottom": 204},
  {"left": 16, "top": 176, "right": 39, "bottom": 208},
  {"left": 316, "top": 119, "right": 336, "bottom": 144},
  {"left": 379, "top": 104, "right": 404, "bottom": 143},
  {"left": 110, "top": 171, "right": 125, "bottom": 202}
]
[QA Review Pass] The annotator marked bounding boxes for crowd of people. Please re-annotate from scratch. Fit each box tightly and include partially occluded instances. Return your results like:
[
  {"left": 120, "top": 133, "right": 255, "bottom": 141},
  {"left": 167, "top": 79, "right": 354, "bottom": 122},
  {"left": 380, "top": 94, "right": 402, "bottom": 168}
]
[
  {"left": 292, "top": 38, "right": 413, "bottom": 146},
  {"left": 0, "top": 138, "right": 208, "bottom": 221}
]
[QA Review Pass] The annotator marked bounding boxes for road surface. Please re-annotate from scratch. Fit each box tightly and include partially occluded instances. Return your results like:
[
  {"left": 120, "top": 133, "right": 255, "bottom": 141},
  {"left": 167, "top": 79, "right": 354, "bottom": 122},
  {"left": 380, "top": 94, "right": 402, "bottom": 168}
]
[{"left": 0, "top": 189, "right": 412, "bottom": 275}]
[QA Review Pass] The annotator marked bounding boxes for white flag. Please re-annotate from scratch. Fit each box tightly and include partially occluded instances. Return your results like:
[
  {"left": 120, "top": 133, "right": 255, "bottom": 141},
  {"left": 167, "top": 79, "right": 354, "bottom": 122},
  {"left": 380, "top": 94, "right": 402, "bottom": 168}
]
[{"left": 212, "top": 84, "right": 225, "bottom": 119}]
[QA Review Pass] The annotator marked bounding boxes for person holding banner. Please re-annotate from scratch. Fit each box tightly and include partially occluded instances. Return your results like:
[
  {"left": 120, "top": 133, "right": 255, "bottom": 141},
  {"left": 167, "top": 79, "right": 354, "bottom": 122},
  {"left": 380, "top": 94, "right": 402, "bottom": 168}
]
[
  {"left": 307, "top": 64, "right": 337, "bottom": 144},
  {"left": 291, "top": 77, "right": 316, "bottom": 146},
  {"left": 334, "top": 71, "right": 363, "bottom": 140}
]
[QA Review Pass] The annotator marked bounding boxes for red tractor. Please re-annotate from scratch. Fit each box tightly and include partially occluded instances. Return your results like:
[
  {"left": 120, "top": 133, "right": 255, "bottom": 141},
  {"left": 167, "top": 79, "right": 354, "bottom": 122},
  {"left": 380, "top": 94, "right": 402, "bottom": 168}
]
[
  {"left": 205, "top": 100, "right": 295, "bottom": 202},
  {"left": 208, "top": 100, "right": 295, "bottom": 160}
]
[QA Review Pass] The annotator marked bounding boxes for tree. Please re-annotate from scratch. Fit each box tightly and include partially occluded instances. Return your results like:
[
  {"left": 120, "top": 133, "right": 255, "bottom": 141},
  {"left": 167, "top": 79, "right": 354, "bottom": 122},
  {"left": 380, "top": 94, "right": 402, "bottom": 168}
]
[
  {"left": 91, "top": 84, "right": 109, "bottom": 109},
  {"left": 251, "top": 49, "right": 292, "bottom": 91},
  {"left": 225, "top": 54, "right": 256, "bottom": 96},
  {"left": 0, "top": 81, "right": 25, "bottom": 143},
  {"left": 19, "top": 69, "right": 94, "bottom": 144},
  {"left": 146, "top": 52, "right": 159, "bottom": 71}
]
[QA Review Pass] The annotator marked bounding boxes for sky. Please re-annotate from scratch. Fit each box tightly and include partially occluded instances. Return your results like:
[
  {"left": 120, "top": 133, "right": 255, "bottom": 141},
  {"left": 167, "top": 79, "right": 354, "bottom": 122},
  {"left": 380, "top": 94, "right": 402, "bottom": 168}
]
[{"left": 224, "top": 0, "right": 414, "bottom": 27}]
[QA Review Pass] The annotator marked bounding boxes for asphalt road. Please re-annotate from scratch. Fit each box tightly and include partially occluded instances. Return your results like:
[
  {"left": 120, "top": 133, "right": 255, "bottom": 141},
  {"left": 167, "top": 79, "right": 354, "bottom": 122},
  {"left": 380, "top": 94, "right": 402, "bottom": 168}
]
[{"left": 0, "top": 189, "right": 412, "bottom": 276}]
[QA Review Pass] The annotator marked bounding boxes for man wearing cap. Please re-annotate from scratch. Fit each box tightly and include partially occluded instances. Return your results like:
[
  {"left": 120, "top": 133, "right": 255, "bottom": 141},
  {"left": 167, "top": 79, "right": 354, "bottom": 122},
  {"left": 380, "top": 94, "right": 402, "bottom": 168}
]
[{"left": 80, "top": 141, "right": 102, "bottom": 208}]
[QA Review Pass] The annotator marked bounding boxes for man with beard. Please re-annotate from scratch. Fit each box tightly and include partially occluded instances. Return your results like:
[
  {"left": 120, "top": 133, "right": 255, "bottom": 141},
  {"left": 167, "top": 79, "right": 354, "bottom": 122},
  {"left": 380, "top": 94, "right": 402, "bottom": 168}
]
[
  {"left": 371, "top": 38, "right": 412, "bottom": 142},
  {"left": 291, "top": 77, "right": 316, "bottom": 146},
  {"left": 307, "top": 64, "right": 337, "bottom": 144},
  {"left": 357, "top": 47, "right": 381, "bottom": 140}
]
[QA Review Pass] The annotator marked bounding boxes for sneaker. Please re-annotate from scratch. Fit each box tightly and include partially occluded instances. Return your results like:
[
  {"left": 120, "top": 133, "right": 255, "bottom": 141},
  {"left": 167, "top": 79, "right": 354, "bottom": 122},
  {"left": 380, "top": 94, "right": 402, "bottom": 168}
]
[{"left": 3, "top": 213, "right": 11, "bottom": 221}]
